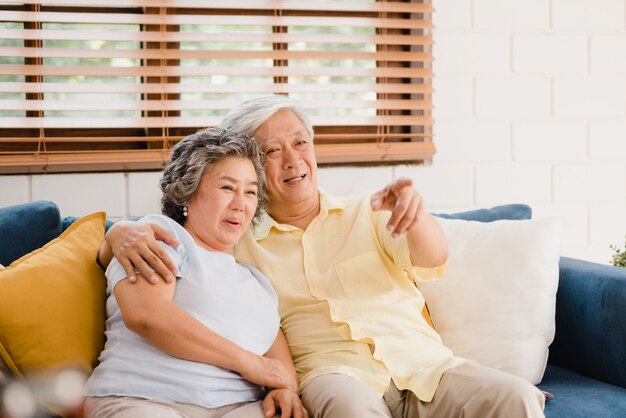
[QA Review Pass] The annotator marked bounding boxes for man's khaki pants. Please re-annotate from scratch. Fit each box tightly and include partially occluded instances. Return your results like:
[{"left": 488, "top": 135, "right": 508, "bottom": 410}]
[{"left": 300, "top": 362, "right": 546, "bottom": 418}]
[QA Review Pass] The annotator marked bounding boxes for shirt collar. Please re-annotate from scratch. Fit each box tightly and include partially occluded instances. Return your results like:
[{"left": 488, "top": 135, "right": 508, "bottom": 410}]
[{"left": 252, "top": 188, "right": 346, "bottom": 240}]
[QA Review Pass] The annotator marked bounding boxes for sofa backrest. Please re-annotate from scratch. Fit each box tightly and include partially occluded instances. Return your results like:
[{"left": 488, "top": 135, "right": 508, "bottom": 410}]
[
  {"left": 434, "top": 203, "right": 532, "bottom": 222},
  {"left": 0, "top": 200, "right": 115, "bottom": 267},
  {"left": 0, "top": 200, "right": 63, "bottom": 267},
  {"left": 0, "top": 201, "right": 532, "bottom": 268}
]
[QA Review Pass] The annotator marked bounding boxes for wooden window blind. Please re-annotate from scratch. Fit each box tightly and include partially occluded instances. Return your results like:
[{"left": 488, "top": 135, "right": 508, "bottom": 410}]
[{"left": 0, "top": 0, "right": 434, "bottom": 174}]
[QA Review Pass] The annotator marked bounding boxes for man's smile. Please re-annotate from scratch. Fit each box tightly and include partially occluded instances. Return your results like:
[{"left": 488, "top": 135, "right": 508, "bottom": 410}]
[{"left": 284, "top": 174, "right": 306, "bottom": 183}]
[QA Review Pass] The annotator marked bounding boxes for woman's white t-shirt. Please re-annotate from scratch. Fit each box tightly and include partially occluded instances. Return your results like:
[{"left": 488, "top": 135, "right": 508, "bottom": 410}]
[{"left": 85, "top": 214, "right": 280, "bottom": 408}]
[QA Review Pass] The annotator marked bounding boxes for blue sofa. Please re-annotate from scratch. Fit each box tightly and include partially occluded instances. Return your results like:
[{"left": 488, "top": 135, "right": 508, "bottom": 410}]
[{"left": 1, "top": 200, "right": 625, "bottom": 417}]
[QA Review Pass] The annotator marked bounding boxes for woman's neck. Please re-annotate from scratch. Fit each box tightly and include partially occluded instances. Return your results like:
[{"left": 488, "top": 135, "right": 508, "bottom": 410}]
[{"left": 184, "top": 223, "right": 225, "bottom": 253}]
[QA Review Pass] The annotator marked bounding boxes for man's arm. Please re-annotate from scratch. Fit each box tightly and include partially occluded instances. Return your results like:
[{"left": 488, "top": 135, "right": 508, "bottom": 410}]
[
  {"left": 114, "top": 275, "right": 297, "bottom": 391},
  {"left": 98, "top": 220, "right": 180, "bottom": 283},
  {"left": 370, "top": 177, "right": 448, "bottom": 268},
  {"left": 404, "top": 211, "right": 448, "bottom": 268}
]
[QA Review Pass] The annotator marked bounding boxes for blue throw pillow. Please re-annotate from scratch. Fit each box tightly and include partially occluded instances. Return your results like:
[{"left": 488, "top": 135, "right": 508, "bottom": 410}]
[
  {"left": 62, "top": 216, "right": 115, "bottom": 233},
  {"left": 434, "top": 204, "right": 532, "bottom": 222},
  {"left": 0, "top": 200, "right": 63, "bottom": 266}
]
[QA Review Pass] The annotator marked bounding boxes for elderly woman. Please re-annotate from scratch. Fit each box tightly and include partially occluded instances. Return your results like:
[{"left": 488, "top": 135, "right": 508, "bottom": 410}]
[{"left": 84, "top": 128, "right": 307, "bottom": 418}]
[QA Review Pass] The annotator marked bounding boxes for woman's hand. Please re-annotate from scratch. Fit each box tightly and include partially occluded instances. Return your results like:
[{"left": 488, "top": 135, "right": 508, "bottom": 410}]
[
  {"left": 104, "top": 220, "right": 179, "bottom": 283},
  {"left": 240, "top": 354, "right": 298, "bottom": 393},
  {"left": 262, "top": 389, "right": 309, "bottom": 418}
]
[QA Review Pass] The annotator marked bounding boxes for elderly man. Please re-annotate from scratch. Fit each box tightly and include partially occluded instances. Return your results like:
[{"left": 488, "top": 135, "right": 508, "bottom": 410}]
[{"left": 101, "top": 95, "right": 545, "bottom": 418}]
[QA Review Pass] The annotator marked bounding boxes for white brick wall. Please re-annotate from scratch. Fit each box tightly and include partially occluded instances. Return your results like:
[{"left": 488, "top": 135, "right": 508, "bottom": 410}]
[
  {"left": 553, "top": 163, "right": 626, "bottom": 203},
  {"left": 474, "top": 0, "right": 550, "bottom": 31},
  {"left": 590, "top": 204, "right": 626, "bottom": 244},
  {"left": 512, "top": 121, "right": 587, "bottom": 161},
  {"left": 432, "top": 77, "right": 474, "bottom": 118},
  {"left": 554, "top": 78, "right": 626, "bottom": 117},
  {"left": 513, "top": 35, "right": 587, "bottom": 74},
  {"left": 2, "top": 0, "right": 626, "bottom": 264},
  {"left": 435, "top": 120, "right": 510, "bottom": 162},
  {"left": 431, "top": 0, "right": 626, "bottom": 264},
  {"left": 0, "top": 176, "right": 29, "bottom": 207},
  {"left": 590, "top": 121, "right": 626, "bottom": 158},
  {"left": 317, "top": 166, "right": 393, "bottom": 197},
  {"left": 31, "top": 173, "right": 126, "bottom": 218},
  {"left": 475, "top": 78, "right": 552, "bottom": 118},
  {"left": 475, "top": 163, "right": 552, "bottom": 206},
  {"left": 432, "top": 0, "right": 471, "bottom": 29},
  {"left": 435, "top": 34, "right": 510, "bottom": 74},
  {"left": 395, "top": 164, "right": 474, "bottom": 207},
  {"left": 590, "top": 36, "right": 626, "bottom": 73},
  {"left": 552, "top": 0, "right": 625, "bottom": 31},
  {"left": 128, "top": 172, "right": 162, "bottom": 217}
]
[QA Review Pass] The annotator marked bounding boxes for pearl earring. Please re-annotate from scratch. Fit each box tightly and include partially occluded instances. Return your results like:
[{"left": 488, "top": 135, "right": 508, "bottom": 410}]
[{"left": 183, "top": 206, "right": 188, "bottom": 217}]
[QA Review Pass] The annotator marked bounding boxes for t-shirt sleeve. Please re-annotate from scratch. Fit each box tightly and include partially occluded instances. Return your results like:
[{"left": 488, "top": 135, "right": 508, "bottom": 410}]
[
  {"left": 105, "top": 214, "right": 185, "bottom": 293},
  {"left": 373, "top": 204, "right": 446, "bottom": 283}
]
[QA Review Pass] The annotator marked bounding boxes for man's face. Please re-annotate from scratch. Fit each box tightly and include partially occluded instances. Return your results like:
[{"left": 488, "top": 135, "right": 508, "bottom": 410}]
[{"left": 253, "top": 109, "right": 318, "bottom": 208}]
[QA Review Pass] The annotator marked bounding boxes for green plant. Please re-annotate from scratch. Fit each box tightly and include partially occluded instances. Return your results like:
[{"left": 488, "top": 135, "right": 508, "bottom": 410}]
[{"left": 610, "top": 237, "right": 626, "bottom": 267}]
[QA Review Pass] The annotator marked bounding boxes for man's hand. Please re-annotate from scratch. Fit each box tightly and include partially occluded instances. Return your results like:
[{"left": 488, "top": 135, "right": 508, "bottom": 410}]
[
  {"left": 370, "top": 177, "right": 424, "bottom": 239},
  {"left": 262, "top": 389, "right": 309, "bottom": 418},
  {"left": 105, "top": 221, "right": 179, "bottom": 284},
  {"left": 240, "top": 354, "right": 298, "bottom": 394}
]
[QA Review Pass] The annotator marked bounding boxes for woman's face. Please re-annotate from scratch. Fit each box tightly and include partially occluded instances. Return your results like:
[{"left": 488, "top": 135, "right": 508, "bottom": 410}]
[{"left": 183, "top": 157, "right": 259, "bottom": 252}]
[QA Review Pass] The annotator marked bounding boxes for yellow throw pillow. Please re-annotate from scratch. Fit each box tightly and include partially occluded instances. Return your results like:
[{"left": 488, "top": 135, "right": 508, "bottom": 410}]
[{"left": 0, "top": 212, "right": 107, "bottom": 377}]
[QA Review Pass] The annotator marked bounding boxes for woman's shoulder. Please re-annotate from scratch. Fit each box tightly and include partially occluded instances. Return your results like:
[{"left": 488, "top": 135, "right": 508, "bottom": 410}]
[
  {"left": 138, "top": 214, "right": 186, "bottom": 235},
  {"left": 139, "top": 213, "right": 177, "bottom": 227},
  {"left": 137, "top": 214, "right": 194, "bottom": 253}
]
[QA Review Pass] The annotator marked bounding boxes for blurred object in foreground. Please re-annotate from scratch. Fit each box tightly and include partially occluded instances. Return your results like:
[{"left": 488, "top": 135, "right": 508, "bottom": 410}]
[{"left": 1, "top": 368, "right": 87, "bottom": 418}]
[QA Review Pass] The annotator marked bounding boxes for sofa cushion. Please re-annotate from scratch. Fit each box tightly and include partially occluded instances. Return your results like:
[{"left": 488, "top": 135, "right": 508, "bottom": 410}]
[
  {"left": 0, "top": 201, "right": 62, "bottom": 267},
  {"left": 0, "top": 212, "right": 107, "bottom": 377},
  {"left": 420, "top": 217, "right": 561, "bottom": 384},
  {"left": 434, "top": 203, "right": 532, "bottom": 222},
  {"left": 540, "top": 365, "right": 626, "bottom": 417},
  {"left": 62, "top": 215, "right": 116, "bottom": 233}
]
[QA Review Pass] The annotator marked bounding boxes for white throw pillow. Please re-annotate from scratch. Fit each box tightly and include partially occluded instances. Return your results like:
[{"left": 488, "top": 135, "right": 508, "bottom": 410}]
[{"left": 420, "top": 217, "right": 561, "bottom": 384}]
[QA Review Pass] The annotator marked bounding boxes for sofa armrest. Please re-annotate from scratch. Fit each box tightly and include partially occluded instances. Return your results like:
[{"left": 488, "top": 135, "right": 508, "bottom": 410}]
[{"left": 548, "top": 257, "right": 626, "bottom": 389}]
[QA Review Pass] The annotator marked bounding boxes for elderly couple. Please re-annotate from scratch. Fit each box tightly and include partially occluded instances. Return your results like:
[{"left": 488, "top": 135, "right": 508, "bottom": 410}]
[{"left": 84, "top": 96, "right": 546, "bottom": 418}]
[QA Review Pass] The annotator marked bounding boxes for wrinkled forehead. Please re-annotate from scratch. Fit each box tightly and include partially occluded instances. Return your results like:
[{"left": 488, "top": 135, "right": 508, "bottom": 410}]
[{"left": 256, "top": 130, "right": 309, "bottom": 147}]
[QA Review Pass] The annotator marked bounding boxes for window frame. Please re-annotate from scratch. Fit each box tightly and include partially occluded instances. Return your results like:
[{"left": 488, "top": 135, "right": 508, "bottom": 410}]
[{"left": 0, "top": 0, "right": 434, "bottom": 174}]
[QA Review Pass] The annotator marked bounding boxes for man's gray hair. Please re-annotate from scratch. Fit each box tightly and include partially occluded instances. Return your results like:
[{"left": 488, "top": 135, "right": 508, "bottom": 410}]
[
  {"left": 160, "top": 127, "right": 268, "bottom": 226},
  {"left": 220, "top": 95, "right": 314, "bottom": 140}
]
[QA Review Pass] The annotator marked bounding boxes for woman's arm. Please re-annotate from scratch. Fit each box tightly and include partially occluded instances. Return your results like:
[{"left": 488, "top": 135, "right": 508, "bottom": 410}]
[
  {"left": 264, "top": 330, "right": 298, "bottom": 387},
  {"left": 113, "top": 276, "right": 297, "bottom": 392}
]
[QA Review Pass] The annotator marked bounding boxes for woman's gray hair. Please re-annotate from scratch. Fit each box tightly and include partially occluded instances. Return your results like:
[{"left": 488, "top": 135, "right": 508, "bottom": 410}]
[
  {"left": 160, "top": 127, "right": 268, "bottom": 226},
  {"left": 220, "top": 95, "right": 314, "bottom": 140}
]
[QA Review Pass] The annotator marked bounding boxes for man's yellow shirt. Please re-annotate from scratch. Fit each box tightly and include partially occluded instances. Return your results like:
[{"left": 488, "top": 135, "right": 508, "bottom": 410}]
[{"left": 234, "top": 190, "right": 465, "bottom": 402}]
